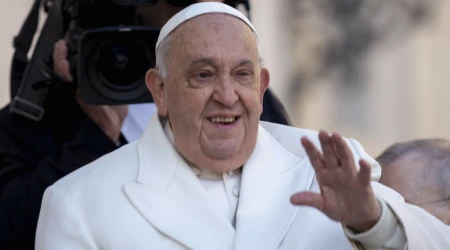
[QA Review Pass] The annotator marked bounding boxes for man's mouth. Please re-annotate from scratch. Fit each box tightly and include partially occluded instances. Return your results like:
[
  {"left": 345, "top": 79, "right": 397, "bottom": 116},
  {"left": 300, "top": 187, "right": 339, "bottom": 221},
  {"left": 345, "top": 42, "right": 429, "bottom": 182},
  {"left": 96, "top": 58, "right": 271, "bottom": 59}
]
[{"left": 208, "top": 116, "right": 239, "bottom": 124}]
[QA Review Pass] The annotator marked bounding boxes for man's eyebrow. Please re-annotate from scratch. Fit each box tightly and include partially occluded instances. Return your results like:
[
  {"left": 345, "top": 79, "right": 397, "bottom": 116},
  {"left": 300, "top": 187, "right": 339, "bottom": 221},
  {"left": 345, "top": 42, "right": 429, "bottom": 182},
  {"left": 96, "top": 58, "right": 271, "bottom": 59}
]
[
  {"left": 237, "top": 59, "right": 254, "bottom": 67},
  {"left": 189, "top": 58, "right": 255, "bottom": 67},
  {"left": 190, "top": 58, "right": 215, "bottom": 66}
]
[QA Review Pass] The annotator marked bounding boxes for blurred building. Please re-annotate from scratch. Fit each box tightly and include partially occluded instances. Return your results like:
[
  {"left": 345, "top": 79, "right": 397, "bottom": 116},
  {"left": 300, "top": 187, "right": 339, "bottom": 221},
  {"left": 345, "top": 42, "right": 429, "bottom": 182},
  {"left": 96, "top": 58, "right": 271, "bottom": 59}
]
[{"left": 253, "top": 0, "right": 450, "bottom": 156}]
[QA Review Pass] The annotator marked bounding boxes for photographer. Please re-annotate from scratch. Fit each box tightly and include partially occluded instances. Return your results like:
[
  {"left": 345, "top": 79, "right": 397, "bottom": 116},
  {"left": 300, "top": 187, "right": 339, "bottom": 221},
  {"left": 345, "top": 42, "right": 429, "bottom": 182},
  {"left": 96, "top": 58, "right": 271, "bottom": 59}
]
[{"left": 0, "top": 0, "right": 291, "bottom": 249}]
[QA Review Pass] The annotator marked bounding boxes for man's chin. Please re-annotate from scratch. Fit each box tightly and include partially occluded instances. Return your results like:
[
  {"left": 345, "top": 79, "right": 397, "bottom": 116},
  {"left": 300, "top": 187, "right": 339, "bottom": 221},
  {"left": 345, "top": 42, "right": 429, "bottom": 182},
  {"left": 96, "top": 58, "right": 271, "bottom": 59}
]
[
  {"left": 206, "top": 147, "right": 240, "bottom": 161},
  {"left": 201, "top": 138, "right": 243, "bottom": 158},
  {"left": 197, "top": 148, "right": 245, "bottom": 172}
]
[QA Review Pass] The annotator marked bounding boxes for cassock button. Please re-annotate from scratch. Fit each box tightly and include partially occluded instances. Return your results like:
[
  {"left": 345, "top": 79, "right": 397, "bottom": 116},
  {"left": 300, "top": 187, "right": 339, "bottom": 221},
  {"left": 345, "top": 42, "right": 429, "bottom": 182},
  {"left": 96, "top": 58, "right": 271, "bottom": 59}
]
[{"left": 232, "top": 188, "right": 240, "bottom": 197}]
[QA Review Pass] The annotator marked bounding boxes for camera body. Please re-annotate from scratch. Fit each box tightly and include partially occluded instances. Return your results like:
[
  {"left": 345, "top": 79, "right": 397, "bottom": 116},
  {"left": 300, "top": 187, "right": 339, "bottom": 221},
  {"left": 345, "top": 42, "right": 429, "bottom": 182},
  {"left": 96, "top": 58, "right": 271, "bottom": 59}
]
[
  {"left": 77, "top": 26, "right": 158, "bottom": 104},
  {"left": 64, "top": 0, "right": 159, "bottom": 105}
]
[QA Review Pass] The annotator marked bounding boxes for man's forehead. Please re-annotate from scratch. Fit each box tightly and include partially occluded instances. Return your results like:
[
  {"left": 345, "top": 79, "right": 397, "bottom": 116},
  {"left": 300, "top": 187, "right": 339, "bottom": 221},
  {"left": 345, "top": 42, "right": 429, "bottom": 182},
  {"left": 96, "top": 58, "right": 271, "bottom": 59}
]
[
  {"left": 173, "top": 16, "right": 258, "bottom": 63},
  {"left": 155, "top": 2, "right": 256, "bottom": 53}
]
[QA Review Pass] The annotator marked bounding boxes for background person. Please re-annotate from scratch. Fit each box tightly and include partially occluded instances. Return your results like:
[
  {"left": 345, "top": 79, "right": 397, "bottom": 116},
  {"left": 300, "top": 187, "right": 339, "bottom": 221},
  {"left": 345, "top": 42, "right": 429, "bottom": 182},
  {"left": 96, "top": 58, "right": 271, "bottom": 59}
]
[{"left": 377, "top": 138, "right": 450, "bottom": 225}]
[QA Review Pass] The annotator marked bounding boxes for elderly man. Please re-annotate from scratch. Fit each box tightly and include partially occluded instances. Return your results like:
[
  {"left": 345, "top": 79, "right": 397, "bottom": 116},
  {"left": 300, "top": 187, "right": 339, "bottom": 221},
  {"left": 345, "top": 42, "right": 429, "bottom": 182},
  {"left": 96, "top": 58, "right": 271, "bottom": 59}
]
[
  {"left": 1, "top": 1, "right": 291, "bottom": 249},
  {"left": 35, "top": 2, "right": 450, "bottom": 250},
  {"left": 377, "top": 138, "right": 450, "bottom": 225}
]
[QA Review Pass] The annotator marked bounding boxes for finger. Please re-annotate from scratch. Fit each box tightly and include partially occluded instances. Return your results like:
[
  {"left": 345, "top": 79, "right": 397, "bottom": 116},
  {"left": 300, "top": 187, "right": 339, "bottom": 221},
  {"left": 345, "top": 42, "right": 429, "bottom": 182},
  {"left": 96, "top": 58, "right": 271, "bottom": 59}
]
[
  {"left": 61, "top": 60, "right": 73, "bottom": 82},
  {"left": 301, "top": 136, "right": 326, "bottom": 171},
  {"left": 52, "top": 40, "right": 60, "bottom": 63},
  {"left": 59, "top": 40, "right": 68, "bottom": 58},
  {"left": 290, "top": 191, "right": 325, "bottom": 212},
  {"left": 318, "top": 130, "right": 339, "bottom": 167},
  {"left": 57, "top": 40, "right": 69, "bottom": 75},
  {"left": 53, "top": 40, "right": 73, "bottom": 82},
  {"left": 331, "top": 133, "right": 355, "bottom": 172},
  {"left": 53, "top": 41, "right": 63, "bottom": 74},
  {"left": 53, "top": 40, "right": 65, "bottom": 74},
  {"left": 357, "top": 159, "right": 372, "bottom": 186}
]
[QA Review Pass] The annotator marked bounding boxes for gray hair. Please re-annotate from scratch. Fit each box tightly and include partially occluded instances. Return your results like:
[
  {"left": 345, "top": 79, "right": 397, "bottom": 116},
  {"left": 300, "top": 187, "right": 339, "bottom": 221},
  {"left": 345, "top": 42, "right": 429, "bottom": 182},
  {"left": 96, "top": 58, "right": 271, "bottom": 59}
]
[
  {"left": 155, "top": 30, "right": 264, "bottom": 80},
  {"left": 377, "top": 138, "right": 450, "bottom": 200},
  {"left": 376, "top": 138, "right": 450, "bottom": 168}
]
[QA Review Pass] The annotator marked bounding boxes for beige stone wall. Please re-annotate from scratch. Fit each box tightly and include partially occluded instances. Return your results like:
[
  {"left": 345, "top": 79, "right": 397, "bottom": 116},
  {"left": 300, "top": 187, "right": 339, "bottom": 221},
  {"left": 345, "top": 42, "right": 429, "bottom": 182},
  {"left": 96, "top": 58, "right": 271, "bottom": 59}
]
[
  {"left": 290, "top": 0, "right": 450, "bottom": 156},
  {"left": 0, "top": 0, "right": 38, "bottom": 108}
]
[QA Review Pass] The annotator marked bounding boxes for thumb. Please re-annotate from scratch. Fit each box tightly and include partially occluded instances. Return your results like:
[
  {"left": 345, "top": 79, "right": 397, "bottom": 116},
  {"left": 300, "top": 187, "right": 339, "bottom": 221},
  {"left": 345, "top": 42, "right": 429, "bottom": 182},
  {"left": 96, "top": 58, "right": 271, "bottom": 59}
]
[
  {"left": 53, "top": 40, "right": 73, "bottom": 82},
  {"left": 290, "top": 191, "right": 325, "bottom": 211}
]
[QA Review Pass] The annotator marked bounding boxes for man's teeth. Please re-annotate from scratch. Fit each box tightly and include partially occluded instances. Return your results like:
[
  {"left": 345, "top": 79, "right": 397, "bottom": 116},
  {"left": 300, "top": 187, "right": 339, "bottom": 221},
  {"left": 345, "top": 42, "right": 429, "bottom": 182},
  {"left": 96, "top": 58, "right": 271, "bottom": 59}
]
[{"left": 210, "top": 117, "right": 236, "bottom": 123}]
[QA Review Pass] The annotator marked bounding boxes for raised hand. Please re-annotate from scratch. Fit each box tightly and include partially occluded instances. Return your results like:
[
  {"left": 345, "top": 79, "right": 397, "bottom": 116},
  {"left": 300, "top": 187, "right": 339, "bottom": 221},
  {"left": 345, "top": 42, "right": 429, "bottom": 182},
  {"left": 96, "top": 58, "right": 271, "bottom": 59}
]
[{"left": 290, "top": 130, "right": 381, "bottom": 232}]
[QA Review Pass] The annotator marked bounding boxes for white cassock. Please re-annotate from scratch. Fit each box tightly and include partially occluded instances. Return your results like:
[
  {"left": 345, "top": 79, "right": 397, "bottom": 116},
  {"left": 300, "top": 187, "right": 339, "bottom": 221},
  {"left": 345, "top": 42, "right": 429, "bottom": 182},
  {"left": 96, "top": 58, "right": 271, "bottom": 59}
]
[{"left": 35, "top": 114, "right": 450, "bottom": 250}]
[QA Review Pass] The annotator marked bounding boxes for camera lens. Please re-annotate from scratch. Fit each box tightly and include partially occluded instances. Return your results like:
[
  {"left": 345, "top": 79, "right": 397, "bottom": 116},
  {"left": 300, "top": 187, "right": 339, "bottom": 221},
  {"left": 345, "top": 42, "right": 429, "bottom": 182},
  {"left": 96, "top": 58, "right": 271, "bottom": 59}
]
[{"left": 95, "top": 38, "right": 150, "bottom": 90}]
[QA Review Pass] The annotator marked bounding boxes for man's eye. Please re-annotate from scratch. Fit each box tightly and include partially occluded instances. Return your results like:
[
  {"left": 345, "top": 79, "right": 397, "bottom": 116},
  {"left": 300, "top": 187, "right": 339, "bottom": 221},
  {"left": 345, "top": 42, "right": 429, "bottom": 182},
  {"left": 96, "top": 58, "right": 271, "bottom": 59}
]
[
  {"left": 196, "top": 72, "right": 212, "bottom": 79},
  {"left": 235, "top": 70, "right": 254, "bottom": 84},
  {"left": 189, "top": 71, "right": 215, "bottom": 88},
  {"left": 237, "top": 71, "right": 250, "bottom": 76},
  {"left": 192, "top": 71, "right": 214, "bottom": 81}
]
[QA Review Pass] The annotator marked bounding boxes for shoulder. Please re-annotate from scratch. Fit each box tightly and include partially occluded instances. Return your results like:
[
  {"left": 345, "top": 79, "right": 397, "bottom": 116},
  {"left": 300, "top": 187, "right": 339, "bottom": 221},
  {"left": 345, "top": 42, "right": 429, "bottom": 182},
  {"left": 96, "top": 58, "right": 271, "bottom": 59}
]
[
  {"left": 259, "top": 121, "right": 320, "bottom": 155},
  {"left": 371, "top": 181, "right": 405, "bottom": 202},
  {"left": 259, "top": 121, "right": 381, "bottom": 181},
  {"left": 49, "top": 141, "right": 140, "bottom": 195}
]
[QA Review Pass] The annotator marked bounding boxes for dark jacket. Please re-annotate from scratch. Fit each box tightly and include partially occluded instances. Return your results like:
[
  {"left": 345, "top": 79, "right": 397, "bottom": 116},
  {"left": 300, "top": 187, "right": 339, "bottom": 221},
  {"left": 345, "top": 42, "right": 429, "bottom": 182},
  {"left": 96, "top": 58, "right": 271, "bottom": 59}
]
[
  {"left": 0, "top": 88, "right": 121, "bottom": 250},
  {"left": 0, "top": 87, "right": 290, "bottom": 249}
]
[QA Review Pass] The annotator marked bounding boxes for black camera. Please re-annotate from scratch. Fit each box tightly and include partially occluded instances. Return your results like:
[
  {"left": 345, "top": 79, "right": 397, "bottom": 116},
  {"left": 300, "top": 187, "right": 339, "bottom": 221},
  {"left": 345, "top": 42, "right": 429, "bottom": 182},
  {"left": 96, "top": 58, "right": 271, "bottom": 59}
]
[
  {"left": 77, "top": 26, "right": 159, "bottom": 104},
  {"left": 65, "top": 0, "right": 160, "bottom": 105}
]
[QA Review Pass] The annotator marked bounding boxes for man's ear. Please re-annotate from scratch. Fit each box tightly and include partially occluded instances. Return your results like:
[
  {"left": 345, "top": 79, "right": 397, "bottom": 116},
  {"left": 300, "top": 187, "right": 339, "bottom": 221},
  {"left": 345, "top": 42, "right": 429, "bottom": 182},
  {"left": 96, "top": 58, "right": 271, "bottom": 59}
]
[
  {"left": 259, "top": 68, "right": 270, "bottom": 114},
  {"left": 145, "top": 69, "right": 168, "bottom": 116}
]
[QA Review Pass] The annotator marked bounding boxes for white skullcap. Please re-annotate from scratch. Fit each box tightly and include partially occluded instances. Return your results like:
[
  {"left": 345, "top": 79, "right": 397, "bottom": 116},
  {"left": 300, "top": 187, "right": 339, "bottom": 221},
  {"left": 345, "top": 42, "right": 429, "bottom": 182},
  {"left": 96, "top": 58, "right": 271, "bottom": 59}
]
[{"left": 155, "top": 2, "right": 257, "bottom": 53}]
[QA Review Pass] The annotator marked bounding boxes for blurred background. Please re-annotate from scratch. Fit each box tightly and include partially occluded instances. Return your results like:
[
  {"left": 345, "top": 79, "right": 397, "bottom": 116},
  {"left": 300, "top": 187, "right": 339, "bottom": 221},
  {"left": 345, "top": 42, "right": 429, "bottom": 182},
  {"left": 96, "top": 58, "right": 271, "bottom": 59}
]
[{"left": 0, "top": 0, "right": 449, "bottom": 157}]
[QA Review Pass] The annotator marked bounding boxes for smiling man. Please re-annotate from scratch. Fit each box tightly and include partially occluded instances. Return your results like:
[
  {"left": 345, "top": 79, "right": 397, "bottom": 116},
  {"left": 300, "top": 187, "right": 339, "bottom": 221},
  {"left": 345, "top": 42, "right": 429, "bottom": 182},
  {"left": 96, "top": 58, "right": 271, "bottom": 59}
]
[
  {"left": 35, "top": 2, "right": 450, "bottom": 250},
  {"left": 147, "top": 10, "right": 267, "bottom": 173}
]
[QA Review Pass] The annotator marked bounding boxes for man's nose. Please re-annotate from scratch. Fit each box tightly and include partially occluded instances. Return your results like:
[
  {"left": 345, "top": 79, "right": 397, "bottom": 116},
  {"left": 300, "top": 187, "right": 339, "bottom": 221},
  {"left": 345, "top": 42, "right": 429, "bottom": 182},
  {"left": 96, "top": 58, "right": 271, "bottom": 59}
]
[{"left": 213, "top": 77, "right": 239, "bottom": 108}]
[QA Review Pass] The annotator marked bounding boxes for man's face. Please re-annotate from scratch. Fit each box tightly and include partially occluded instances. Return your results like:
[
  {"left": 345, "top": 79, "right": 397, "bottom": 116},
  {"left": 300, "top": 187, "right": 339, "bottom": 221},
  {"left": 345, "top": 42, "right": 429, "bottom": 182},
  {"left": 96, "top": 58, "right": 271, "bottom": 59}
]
[{"left": 147, "top": 14, "right": 269, "bottom": 173}]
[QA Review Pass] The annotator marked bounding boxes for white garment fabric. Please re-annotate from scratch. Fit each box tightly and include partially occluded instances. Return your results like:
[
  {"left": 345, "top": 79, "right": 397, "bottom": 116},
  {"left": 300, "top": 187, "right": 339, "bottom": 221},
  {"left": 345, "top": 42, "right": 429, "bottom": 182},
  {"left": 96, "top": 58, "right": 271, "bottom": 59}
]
[
  {"left": 35, "top": 114, "right": 450, "bottom": 250},
  {"left": 196, "top": 172, "right": 241, "bottom": 227},
  {"left": 345, "top": 197, "right": 407, "bottom": 249},
  {"left": 163, "top": 122, "right": 403, "bottom": 243},
  {"left": 121, "top": 103, "right": 157, "bottom": 143},
  {"left": 164, "top": 122, "right": 241, "bottom": 226}
]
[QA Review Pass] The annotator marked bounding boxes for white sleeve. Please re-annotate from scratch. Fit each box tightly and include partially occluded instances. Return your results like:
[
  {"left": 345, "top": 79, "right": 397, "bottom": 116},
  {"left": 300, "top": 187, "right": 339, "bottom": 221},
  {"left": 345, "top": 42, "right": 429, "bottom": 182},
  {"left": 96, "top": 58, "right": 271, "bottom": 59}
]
[
  {"left": 344, "top": 185, "right": 450, "bottom": 250},
  {"left": 344, "top": 198, "right": 406, "bottom": 250}
]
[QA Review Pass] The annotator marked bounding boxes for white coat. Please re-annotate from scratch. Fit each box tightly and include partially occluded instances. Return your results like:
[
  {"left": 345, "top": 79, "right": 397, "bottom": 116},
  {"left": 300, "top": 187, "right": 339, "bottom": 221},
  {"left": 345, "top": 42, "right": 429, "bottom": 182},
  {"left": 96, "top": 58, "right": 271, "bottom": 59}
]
[{"left": 35, "top": 115, "right": 450, "bottom": 250}]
